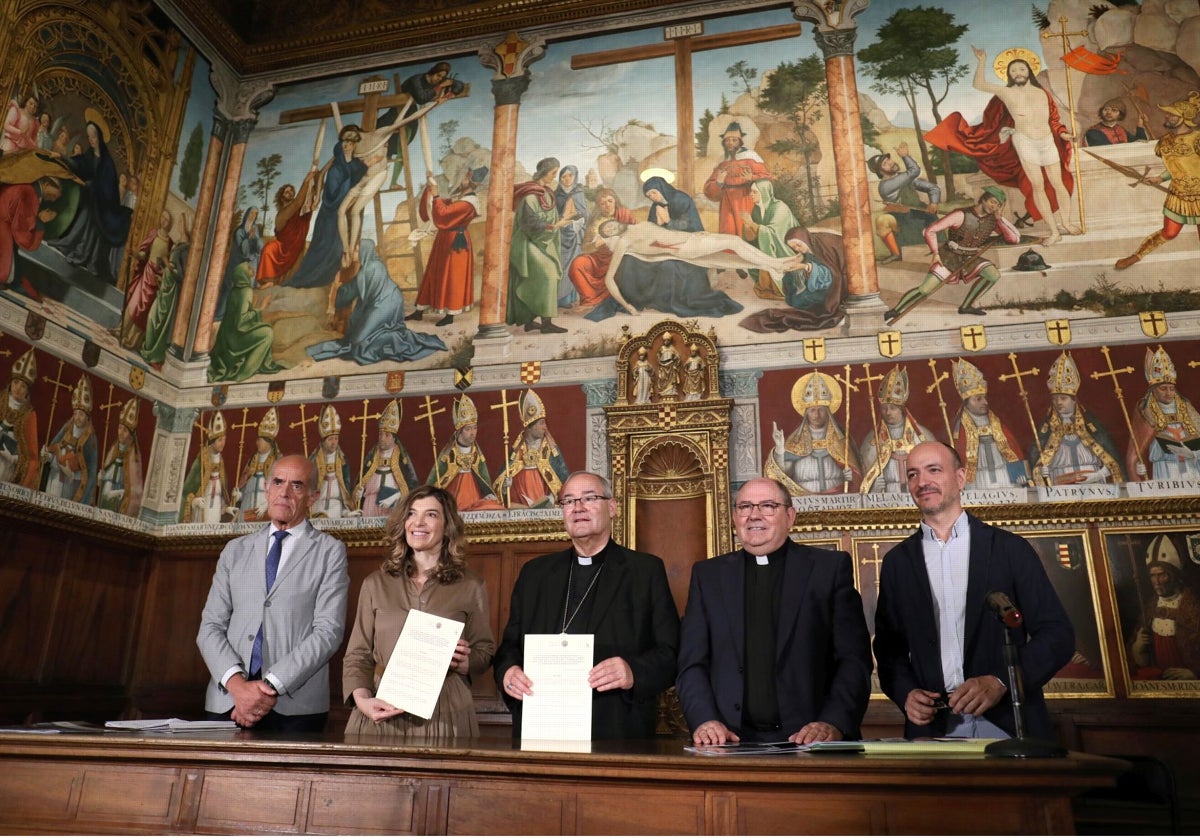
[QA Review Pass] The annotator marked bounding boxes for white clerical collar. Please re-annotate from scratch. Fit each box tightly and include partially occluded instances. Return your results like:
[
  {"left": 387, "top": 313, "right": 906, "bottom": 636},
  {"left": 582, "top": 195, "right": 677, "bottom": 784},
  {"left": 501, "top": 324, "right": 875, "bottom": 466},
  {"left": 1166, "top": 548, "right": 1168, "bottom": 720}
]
[
  {"left": 577, "top": 556, "right": 592, "bottom": 566},
  {"left": 755, "top": 555, "right": 769, "bottom": 566}
]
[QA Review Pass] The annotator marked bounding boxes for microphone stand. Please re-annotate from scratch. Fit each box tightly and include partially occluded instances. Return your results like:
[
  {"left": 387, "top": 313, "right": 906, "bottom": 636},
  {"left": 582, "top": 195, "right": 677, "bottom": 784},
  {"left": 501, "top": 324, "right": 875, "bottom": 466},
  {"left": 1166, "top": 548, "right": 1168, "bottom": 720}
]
[{"left": 984, "top": 620, "right": 1067, "bottom": 759}]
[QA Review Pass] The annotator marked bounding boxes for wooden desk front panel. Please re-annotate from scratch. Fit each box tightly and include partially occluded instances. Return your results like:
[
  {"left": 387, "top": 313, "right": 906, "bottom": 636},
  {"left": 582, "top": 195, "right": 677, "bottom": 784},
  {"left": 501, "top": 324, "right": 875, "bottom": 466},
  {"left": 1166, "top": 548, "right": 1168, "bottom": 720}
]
[{"left": 0, "top": 736, "right": 1122, "bottom": 835}]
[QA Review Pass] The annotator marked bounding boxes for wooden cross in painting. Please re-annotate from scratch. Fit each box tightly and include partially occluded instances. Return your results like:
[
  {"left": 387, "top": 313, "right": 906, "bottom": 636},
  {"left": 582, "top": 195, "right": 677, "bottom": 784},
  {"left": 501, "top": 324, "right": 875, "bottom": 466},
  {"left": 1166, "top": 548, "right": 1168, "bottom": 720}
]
[
  {"left": 571, "top": 22, "right": 803, "bottom": 195},
  {"left": 278, "top": 75, "right": 466, "bottom": 278}
]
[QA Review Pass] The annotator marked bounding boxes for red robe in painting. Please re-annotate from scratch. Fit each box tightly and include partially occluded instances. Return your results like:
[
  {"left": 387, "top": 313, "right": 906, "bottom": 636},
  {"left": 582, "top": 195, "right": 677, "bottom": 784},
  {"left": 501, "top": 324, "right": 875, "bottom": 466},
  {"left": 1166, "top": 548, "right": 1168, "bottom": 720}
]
[
  {"left": 415, "top": 185, "right": 478, "bottom": 313},
  {"left": 255, "top": 204, "right": 313, "bottom": 285},
  {"left": 568, "top": 206, "right": 636, "bottom": 306},
  {"left": 702, "top": 151, "right": 771, "bottom": 237},
  {"left": 0, "top": 183, "right": 44, "bottom": 282},
  {"left": 925, "top": 91, "right": 1073, "bottom": 221},
  {"left": 125, "top": 227, "right": 171, "bottom": 332}
]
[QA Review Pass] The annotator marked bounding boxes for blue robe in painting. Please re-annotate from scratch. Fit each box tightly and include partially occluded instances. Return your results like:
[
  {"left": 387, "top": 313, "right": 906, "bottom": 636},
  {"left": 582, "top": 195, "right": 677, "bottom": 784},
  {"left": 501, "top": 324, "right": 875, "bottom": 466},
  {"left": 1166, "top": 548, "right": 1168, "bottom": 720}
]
[
  {"left": 284, "top": 144, "right": 367, "bottom": 289},
  {"left": 45, "top": 122, "right": 132, "bottom": 283},
  {"left": 306, "top": 239, "right": 446, "bottom": 365}
]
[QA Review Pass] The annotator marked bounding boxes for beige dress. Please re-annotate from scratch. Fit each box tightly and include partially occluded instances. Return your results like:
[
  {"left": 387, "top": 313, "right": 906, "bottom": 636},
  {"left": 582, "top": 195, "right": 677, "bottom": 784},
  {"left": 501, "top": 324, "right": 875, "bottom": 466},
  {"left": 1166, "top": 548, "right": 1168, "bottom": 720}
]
[{"left": 343, "top": 566, "right": 495, "bottom": 738}]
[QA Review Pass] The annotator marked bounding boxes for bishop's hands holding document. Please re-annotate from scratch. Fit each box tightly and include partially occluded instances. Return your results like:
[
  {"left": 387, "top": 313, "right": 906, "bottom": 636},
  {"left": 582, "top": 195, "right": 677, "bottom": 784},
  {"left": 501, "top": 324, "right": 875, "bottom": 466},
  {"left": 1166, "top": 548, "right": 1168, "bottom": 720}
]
[
  {"left": 342, "top": 486, "right": 495, "bottom": 739},
  {"left": 494, "top": 471, "right": 680, "bottom": 741}
]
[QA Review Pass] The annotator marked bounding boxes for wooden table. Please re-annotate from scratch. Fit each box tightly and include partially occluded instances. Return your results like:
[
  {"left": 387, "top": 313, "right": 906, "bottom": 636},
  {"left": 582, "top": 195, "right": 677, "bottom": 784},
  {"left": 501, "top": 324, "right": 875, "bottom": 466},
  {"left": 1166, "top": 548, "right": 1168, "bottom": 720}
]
[{"left": 0, "top": 732, "right": 1125, "bottom": 834}]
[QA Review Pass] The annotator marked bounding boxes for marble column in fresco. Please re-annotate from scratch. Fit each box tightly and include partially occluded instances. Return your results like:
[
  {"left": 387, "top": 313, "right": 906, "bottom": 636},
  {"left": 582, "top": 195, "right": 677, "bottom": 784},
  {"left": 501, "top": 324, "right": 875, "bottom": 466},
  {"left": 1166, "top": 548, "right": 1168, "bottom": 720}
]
[
  {"left": 794, "top": 0, "right": 885, "bottom": 327},
  {"left": 173, "top": 72, "right": 274, "bottom": 363},
  {"left": 475, "top": 32, "right": 547, "bottom": 348}
]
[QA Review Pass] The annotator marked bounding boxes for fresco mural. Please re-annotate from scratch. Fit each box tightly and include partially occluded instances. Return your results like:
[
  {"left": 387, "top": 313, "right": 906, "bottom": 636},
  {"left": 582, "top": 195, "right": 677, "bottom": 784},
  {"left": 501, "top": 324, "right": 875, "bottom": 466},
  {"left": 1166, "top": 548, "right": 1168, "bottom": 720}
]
[
  {"left": 759, "top": 341, "right": 1200, "bottom": 509},
  {"left": 0, "top": 2, "right": 209, "bottom": 369},
  {"left": 176, "top": 381, "right": 587, "bottom": 523},
  {"left": 0, "top": 330, "right": 153, "bottom": 521},
  {"left": 187, "top": 0, "right": 1200, "bottom": 389},
  {"left": 0, "top": 0, "right": 1197, "bottom": 530}
]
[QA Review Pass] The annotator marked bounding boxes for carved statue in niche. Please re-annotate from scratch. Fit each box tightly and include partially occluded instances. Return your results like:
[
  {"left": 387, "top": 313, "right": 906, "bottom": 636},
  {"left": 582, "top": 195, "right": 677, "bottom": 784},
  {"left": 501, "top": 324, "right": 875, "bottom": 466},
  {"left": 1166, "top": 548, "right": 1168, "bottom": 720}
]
[
  {"left": 612, "top": 320, "right": 720, "bottom": 406},
  {"left": 654, "top": 331, "right": 681, "bottom": 399},
  {"left": 682, "top": 343, "right": 707, "bottom": 401},
  {"left": 632, "top": 346, "right": 654, "bottom": 404}
]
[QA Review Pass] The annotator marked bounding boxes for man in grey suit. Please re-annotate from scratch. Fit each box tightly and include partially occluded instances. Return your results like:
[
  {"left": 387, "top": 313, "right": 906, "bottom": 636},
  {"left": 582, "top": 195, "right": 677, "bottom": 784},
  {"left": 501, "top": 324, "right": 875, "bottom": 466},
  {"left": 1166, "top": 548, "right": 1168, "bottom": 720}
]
[{"left": 197, "top": 453, "right": 350, "bottom": 733}]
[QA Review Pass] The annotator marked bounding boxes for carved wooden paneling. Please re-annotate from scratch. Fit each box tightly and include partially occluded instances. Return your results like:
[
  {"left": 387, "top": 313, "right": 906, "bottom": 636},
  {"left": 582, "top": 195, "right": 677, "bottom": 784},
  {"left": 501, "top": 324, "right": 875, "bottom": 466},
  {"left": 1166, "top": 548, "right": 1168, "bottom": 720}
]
[
  {"left": 47, "top": 538, "right": 148, "bottom": 686},
  {"left": 0, "top": 528, "right": 65, "bottom": 681},
  {"left": 0, "top": 738, "right": 1126, "bottom": 835}
]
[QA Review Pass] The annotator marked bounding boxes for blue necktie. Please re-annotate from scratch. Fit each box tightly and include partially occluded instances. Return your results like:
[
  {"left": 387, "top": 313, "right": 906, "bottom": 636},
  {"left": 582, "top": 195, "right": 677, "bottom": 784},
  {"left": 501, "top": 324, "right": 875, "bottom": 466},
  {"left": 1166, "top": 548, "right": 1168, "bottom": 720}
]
[{"left": 248, "top": 530, "right": 288, "bottom": 678}]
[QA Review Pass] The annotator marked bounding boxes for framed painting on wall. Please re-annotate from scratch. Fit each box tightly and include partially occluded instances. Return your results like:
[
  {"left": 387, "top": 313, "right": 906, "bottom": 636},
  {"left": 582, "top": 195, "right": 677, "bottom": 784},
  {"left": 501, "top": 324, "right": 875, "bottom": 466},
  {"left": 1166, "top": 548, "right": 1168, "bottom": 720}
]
[{"left": 1102, "top": 526, "right": 1200, "bottom": 698}]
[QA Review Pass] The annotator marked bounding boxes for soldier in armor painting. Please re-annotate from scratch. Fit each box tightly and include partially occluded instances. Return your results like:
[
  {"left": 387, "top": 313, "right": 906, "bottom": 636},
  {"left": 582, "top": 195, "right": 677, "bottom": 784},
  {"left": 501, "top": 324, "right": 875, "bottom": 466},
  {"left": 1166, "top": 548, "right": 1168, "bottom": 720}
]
[{"left": 884, "top": 186, "right": 1020, "bottom": 324}]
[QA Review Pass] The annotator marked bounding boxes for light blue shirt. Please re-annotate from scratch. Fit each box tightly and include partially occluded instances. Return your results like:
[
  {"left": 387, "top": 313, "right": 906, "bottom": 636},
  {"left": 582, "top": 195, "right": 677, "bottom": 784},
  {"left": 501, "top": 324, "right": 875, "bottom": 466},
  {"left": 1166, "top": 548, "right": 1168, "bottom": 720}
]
[{"left": 920, "top": 511, "right": 1010, "bottom": 739}]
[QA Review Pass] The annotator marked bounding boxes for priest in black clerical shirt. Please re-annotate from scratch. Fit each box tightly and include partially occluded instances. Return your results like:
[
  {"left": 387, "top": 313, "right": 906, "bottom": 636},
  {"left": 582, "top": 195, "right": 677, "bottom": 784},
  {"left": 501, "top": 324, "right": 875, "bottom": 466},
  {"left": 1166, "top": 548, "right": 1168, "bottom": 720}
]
[
  {"left": 495, "top": 470, "right": 679, "bottom": 740},
  {"left": 677, "top": 477, "right": 872, "bottom": 746}
]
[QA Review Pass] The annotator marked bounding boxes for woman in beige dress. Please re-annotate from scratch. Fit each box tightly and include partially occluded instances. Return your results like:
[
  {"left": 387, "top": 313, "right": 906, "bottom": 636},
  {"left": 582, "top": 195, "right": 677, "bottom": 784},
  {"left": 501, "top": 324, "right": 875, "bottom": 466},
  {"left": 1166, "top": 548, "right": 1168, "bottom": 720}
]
[{"left": 343, "top": 485, "right": 495, "bottom": 737}]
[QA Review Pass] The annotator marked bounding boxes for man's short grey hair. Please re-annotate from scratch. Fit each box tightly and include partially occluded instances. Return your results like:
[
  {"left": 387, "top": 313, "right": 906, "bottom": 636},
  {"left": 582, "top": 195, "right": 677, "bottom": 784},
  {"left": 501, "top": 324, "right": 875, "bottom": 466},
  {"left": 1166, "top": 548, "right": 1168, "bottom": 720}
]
[{"left": 561, "top": 470, "right": 613, "bottom": 499}]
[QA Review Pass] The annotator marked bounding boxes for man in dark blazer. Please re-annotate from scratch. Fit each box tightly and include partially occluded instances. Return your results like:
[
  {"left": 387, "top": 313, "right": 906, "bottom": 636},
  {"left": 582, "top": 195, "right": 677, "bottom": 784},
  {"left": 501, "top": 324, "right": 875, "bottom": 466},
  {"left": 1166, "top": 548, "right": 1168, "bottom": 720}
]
[
  {"left": 495, "top": 470, "right": 679, "bottom": 740},
  {"left": 874, "top": 441, "right": 1073, "bottom": 740},
  {"left": 677, "top": 477, "right": 873, "bottom": 746},
  {"left": 197, "top": 453, "right": 350, "bottom": 733}
]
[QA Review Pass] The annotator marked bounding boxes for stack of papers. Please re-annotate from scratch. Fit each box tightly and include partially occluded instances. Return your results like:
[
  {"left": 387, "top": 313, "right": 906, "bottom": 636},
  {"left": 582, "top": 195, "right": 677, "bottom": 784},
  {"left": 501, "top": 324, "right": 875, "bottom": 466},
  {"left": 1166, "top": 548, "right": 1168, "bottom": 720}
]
[
  {"left": 104, "top": 718, "right": 238, "bottom": 732},
  {"left": 0, "top": 721, "right": 104, "bottom": 735}
]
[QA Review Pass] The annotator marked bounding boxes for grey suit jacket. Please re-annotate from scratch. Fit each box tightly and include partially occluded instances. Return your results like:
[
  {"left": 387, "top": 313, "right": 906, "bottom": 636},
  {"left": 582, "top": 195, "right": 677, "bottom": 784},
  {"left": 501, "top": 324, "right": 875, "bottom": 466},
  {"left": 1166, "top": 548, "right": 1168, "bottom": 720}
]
[{"left": 197, "top": 519, "right": 350, "bottom": 716}]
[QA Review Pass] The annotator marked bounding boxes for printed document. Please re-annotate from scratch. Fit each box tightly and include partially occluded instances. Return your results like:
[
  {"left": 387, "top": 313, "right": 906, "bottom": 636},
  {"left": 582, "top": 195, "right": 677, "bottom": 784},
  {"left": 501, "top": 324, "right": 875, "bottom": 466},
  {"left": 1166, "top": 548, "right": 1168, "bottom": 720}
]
[
  {"left": 521, "top": 633, "right": 593, "bottom": 741},
  {"left": 376, "top": 609, "right": 464, "bottom": 720}
]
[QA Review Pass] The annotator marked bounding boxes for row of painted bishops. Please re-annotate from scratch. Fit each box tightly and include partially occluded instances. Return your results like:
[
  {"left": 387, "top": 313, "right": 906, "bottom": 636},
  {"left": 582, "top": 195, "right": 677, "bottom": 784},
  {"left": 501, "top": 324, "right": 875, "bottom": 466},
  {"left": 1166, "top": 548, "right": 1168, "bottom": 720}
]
[
  {"left": 768, "top": 346, "right": 1200, "bottom": 496},
  {"left": 5, "top": 344, "right": 1196, "bottom": 521},
  {"left": 180, "top": 389, "right": 570, "bottom": 523},
  {"left": 0, "top": 350, "right": 143, "bottom": 514}
]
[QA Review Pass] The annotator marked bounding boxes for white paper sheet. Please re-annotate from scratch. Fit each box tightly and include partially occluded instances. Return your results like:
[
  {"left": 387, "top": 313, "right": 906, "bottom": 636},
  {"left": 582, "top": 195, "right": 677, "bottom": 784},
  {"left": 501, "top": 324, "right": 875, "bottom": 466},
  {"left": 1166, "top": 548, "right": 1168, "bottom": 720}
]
[
  {"left": 375, "top": 608, "right": 464, "bottom": 720},
  {"left": 521, "top": 633, "right": 593, "bottom": 742}
]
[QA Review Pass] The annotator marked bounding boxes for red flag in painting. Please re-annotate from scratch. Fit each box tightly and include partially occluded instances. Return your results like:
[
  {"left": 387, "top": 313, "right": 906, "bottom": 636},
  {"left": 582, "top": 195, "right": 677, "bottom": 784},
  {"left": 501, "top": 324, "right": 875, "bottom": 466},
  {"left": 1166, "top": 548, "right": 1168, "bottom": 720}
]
[{"left": 1062, "top": 45, "right": 1125, "bottom": 74}]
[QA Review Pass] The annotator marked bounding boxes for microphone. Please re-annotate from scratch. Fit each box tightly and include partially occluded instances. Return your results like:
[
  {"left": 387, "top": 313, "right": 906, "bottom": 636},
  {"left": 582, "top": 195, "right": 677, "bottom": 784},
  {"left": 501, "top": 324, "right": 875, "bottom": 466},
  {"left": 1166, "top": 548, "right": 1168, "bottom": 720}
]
[{"left": 986, "top": 591, "right": 1023, "bottom": 629}]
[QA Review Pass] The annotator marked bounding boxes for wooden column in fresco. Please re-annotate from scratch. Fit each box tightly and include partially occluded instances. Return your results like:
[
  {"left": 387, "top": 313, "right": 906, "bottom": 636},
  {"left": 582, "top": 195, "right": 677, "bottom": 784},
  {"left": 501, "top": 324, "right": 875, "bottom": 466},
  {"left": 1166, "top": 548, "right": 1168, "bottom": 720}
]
[
  {"left": 793, "top": 0, "right": 886, "bottom": 326},
  {"left": 474, "top": 32, "right": 547, "bottom": 347}
]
